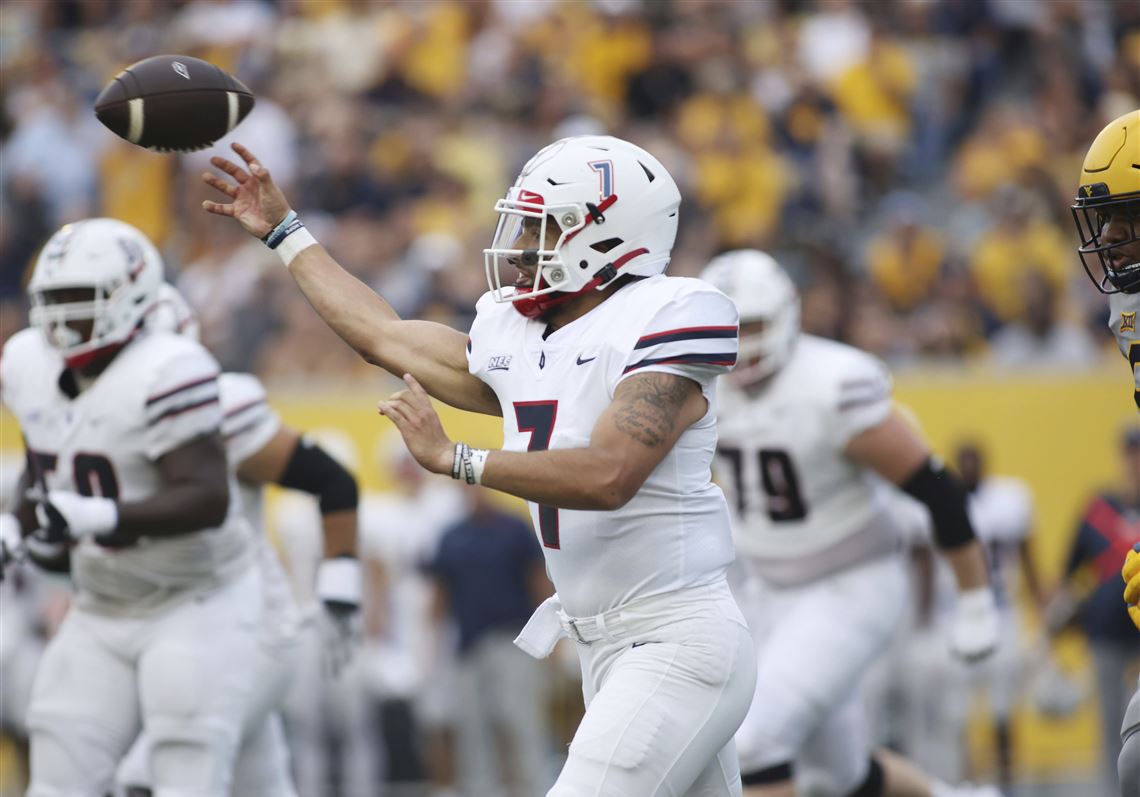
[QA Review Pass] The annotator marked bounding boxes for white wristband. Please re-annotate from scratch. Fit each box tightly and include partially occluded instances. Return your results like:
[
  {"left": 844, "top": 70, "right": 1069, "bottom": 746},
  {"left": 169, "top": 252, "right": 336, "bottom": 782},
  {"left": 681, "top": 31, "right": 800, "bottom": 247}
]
[
  {"left": 958, "top": 586, "right": 997, "bottom": 614},
  {"left": 0, "top": 512, "right": 23, "bottom": 549},
  {"left": 463, "top": 448, "right": 490, "bottom": 486},
  {"left": 316, "top": 556, "right": 362, "bottom": 606},
  {"left": 277, "top": 228, "right": 318, "bottom": 267}
]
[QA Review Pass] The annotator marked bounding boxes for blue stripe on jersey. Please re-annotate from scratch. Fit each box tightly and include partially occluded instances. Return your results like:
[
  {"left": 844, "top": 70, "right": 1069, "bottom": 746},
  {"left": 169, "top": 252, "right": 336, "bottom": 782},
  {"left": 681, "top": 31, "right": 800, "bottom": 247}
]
[
  {"left": 146, "top": 375, "right": 217, "bottom": 406},
  {"left": 148, "top": 396, "right": 219, "bottom": 426},
  {"left": 623, "top": 352, "right": 738, "bottom": 374},
  {"left": 634, "top": 325, "right": 738, "bottom": 349},
  {"left": 224, "top": 398, "right": 266, "bottom": 419}
]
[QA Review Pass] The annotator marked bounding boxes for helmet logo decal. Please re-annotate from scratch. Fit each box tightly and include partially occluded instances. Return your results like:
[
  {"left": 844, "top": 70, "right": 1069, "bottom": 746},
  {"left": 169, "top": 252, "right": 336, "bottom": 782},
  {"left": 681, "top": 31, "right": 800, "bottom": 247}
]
[
  {"left": 118, "top": 237, "right": 146, "bottom": 280},
  {"left": 172, "top": 61, "right": 191, "bottom": 80},
  {"left": 588, "top": 160, "right": 614, "bottom": 200},
  {"left": 1123, "top": 311, "right": 1137, "bottom": 334},
  {"left": 44, "top": 225, "right": 77, "bottom": 263}
]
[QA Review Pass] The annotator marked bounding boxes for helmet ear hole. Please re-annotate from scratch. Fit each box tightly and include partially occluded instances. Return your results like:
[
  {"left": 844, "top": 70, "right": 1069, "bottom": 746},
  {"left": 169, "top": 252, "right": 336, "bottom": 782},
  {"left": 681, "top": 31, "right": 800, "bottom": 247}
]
[{"left": 590, "top": 237, "right": 623, "bottom": 253}]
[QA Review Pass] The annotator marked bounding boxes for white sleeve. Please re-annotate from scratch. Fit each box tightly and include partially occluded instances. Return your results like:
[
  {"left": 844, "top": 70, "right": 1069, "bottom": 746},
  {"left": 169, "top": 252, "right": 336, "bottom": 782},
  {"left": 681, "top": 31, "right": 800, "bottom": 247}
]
[
  {"left": 466, "top": 291, "right": 497, "bottom": 374},
  {"left": 219, "top": 372, "right": 281, "bottom": 465},
  {"left": 828, "top": 351, "right": 893, "bottom": 446},
  {"left": 615, "top": 288, "right": 739, "bottom": 392},
  {"left": 143, "top": 348, "right": 222, "bottom": 460}
]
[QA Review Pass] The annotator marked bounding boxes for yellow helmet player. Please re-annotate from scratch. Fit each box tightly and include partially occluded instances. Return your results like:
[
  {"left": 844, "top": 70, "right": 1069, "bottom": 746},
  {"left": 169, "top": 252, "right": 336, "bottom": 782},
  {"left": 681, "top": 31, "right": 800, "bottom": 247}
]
[{"left": 1072, "top": 109, "right": 1140, "bottom": 294}]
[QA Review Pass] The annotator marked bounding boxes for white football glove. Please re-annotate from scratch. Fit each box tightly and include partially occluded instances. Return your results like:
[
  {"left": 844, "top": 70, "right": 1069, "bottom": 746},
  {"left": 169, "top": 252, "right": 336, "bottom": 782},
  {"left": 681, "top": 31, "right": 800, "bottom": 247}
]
[
  {"left": 949, "top": 586, "right": 999, "bottom": 662},
  {"left": 315, "top": 557, "right": 362, "bottom": 679},
  {"left": 0, "top": 512, "right": 25, "bottom": 579},
  {"left": 35, "top": 490, "right": 118, "bottom": 543}
]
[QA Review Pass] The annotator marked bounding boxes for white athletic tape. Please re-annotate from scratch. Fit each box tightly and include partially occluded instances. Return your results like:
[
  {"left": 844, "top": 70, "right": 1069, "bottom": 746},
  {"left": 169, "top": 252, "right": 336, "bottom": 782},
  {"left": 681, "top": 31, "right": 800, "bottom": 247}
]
[
  {"left": 226, "top": 91, "right": 239, "bottom": 133},
  {"left": 127, "top": 98, "right": 144, "bottom": 144}
]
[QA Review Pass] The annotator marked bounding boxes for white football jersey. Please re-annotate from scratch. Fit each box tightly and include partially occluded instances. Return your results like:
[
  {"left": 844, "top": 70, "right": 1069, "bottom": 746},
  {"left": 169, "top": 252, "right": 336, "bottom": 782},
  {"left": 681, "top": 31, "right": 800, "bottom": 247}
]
[
  {"left": 218, "top": 372, "right": 301, "bottom": 643},
  {"left": 0, "top": 328, "right": 252, "bottom": 615},
  {"left": 716, "top": 335, "right": 899, "bottom": 579},
  {"left": 1109, "top": 291, "right": 1140, "bottom": 408},
  {"left": 467, "top": 275, "right": 739, "bottom": 618}
]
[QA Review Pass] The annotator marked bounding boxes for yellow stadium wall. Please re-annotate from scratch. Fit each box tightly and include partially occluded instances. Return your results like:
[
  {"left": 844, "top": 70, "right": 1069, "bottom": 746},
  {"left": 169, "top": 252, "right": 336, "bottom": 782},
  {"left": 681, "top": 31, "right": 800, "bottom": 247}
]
[{"left": 0, "top": 364, "right": 1131, "bottom": 778}]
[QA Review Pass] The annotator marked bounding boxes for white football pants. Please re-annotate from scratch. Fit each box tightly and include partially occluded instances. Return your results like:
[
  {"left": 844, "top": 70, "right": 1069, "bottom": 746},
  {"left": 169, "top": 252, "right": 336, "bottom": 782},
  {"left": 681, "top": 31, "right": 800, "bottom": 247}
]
[
  {"left": 115, "top": 630, "right": 300, "bottom": 797},
  {"left": 26, "top": 566, "right": 261, "bottom": 797},
  {"left": 733, "top": 554, "right": 907, "bottom": 794},
  {"left": 548, "top": 579, "right": 756, "bottom": 797}
]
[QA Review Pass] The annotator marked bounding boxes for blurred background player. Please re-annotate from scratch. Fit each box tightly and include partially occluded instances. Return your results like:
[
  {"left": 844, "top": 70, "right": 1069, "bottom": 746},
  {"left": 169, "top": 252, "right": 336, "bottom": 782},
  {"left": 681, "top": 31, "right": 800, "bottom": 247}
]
[
  {"left": 423, "top": 483, "right": 554, "bottom": 797},
  {"left": 875, "top": 440, "right": 1043, "bottom": 785},
  {"left": 203, "top": 135, "right": 758, "bottom": 795},
  {"left": 701, "top": 249, "right": 1000, "bottom": 797},
  {"left": 1, "top": 219, "right": 260, "bottom": 797},
  {"left": 358, "top": 437, "right": 465, "bottom": 795},
  {"left": 955, "top": 440, "right": 1043, "bottom": 787},
  {"left": 1048, "top": 427, "right": 1140, "bottom": 797},
  {"left": 114, "top": 283, "right": 362, "bottom": 797}
]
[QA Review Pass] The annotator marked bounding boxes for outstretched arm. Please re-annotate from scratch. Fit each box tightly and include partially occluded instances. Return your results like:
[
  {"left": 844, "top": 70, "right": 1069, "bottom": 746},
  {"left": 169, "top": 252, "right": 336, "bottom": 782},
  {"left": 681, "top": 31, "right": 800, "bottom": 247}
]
[
  {"left": 201, "top": 143, "right": 499, "bottom": 416},
  {"left": 378, "top": 371, "right": 706, "bottom": 510}
]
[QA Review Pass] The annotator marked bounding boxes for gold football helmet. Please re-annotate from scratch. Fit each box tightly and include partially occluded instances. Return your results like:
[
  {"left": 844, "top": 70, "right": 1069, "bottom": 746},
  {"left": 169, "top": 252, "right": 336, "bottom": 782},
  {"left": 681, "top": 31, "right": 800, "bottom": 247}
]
[{"left": 1072, "top": 109, "right": 1140, "bottom": 293}]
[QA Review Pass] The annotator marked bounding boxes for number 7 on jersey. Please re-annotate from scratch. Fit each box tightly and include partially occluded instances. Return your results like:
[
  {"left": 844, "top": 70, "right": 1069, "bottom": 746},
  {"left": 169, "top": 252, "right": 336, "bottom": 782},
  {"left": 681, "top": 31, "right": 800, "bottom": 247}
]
[{"left": 514, "top": 401, "right": 560, "bottom": 549}]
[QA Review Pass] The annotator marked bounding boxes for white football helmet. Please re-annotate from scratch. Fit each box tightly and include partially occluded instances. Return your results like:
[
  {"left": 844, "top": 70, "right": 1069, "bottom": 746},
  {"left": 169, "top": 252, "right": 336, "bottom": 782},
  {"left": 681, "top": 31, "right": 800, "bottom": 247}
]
[
  {"left": 484, "top": 135, "right": 681, "bottom": 318},
  {"left": 28, "top": 218, "right": 164, "bottom": 369},
  {"left": 146, "top": 282, "right": 201, "bottom": 341},
  {"left": 699, "top": 249, "right": 800, "bottom": 385}
]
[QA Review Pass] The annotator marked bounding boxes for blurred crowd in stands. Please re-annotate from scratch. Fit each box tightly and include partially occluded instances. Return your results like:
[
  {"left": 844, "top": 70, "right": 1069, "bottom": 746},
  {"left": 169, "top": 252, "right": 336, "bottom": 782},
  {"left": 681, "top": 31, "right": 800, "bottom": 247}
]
[{"left": 2, "top": 0, "right": 1139, "bottom": 380}]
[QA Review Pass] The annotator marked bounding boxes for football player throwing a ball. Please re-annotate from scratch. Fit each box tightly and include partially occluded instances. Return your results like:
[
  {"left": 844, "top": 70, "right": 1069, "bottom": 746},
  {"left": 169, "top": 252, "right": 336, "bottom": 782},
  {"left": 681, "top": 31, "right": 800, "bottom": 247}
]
[{"left": 203, "top": 138, "right": 756, "bottom": 795}]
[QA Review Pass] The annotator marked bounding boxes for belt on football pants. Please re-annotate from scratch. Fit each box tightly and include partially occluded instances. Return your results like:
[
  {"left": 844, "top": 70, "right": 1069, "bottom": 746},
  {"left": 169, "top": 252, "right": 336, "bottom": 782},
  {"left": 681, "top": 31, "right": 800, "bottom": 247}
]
[
  {"left": 513, "top": 594, "right": 634, "bottom": 657},
  {"left": 557, "top": 605, "right": 627, "bottom": 646}
]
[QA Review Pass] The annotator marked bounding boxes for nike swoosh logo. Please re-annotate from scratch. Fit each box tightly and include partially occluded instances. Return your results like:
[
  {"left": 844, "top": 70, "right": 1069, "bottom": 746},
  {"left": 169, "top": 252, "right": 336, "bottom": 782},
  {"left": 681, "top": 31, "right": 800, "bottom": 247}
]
[{"left": 576, "top": 355, "right": 597, "bottom": 365}]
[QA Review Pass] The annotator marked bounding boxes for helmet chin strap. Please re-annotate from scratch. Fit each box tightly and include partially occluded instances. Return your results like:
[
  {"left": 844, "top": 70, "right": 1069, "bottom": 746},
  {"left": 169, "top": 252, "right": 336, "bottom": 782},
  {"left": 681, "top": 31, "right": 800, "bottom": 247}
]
[
  {"left": 511, "top": 246, "right": 651, "bottom": 319},
  {"left": 64, "top": 340, "right": 128, "bottom": 371},
  {"left": 60, "top": 320, "right": 146, "bottom": 372},
  {"left": 512, "top": 273, "right": 590, "bottom": 319}
]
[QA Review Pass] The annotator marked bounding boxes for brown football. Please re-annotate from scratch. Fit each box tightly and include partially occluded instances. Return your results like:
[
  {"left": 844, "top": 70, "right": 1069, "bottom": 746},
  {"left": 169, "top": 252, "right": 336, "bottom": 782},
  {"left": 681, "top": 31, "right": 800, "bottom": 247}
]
[{"left": 94, "top": 55, "right": 254, "bottom": 153}]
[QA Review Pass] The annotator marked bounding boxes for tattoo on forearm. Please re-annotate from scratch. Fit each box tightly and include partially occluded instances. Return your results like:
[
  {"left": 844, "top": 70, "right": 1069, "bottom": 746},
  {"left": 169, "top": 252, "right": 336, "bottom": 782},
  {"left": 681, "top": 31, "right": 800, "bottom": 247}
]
[{"left": 613, "top": 373, "right": 695, "bottom": 448}]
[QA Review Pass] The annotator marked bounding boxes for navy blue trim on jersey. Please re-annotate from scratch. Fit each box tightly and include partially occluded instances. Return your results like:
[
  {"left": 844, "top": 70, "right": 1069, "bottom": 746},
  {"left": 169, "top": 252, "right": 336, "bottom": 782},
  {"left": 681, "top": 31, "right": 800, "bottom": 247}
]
[
  {"left": 622, "top": 352, "right": 738, "bottom": 374},
  {"left": 148, "top": 396, "right": 219, "bottom": 426},
  {"left": 224, "top": 398, "right": 266, "bottom": 419},
  {"left": 146, "top": 375, "right": 217, "bottom": 406},
  {"left": 634, "top": 325, "right": 738, "bottom": 349}
]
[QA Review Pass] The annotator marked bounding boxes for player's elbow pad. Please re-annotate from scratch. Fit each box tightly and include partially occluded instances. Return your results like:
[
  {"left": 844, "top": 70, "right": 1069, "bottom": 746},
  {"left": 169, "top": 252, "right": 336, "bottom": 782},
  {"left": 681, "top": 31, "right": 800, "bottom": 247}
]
[
  {"left": 901, "top": 457, "right": 977, "bottom": 550},
  {"left": 278, "top": 439, "right": 359, "bottom": 515}
]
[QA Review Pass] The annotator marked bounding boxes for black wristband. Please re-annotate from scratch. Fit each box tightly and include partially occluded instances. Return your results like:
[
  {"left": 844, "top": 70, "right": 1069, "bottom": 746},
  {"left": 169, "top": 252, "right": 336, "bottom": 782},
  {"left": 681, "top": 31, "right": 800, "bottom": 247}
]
[
  {"left": 278, "top": 438, "right": 359, "bottom": 514},
  {"left": 901, "top": 457, "right": 977, "bottom": 550}
]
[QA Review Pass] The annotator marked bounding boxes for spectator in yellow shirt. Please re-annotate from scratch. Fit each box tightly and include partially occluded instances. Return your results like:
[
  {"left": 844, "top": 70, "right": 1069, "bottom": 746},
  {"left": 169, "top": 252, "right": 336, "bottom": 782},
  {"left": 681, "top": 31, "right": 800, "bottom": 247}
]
[
  {"left": 865, "top": 193, "right": 945, "bottom": 312},
  {"left": 968, "top": 186, "right": 1070, "bottom": 322}
]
